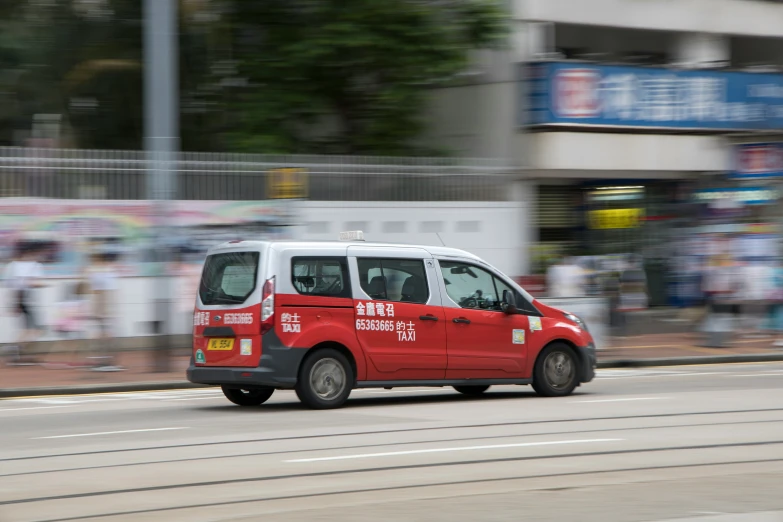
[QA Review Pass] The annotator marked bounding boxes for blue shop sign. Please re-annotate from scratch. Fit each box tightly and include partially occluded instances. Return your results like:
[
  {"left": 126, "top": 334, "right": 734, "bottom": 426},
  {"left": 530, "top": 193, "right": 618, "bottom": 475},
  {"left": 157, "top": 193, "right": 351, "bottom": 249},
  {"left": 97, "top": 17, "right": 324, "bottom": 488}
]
[{"left": 524, "top": 62, "right": 783, "bottom": 131}]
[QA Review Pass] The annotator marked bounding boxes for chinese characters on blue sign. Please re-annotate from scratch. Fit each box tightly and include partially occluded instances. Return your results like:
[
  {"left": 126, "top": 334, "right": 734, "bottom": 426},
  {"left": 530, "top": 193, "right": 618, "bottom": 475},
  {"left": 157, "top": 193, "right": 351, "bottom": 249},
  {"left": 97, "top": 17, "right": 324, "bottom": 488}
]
[{"left": 524, "top": 62, "right": 783, "bottom": 131}]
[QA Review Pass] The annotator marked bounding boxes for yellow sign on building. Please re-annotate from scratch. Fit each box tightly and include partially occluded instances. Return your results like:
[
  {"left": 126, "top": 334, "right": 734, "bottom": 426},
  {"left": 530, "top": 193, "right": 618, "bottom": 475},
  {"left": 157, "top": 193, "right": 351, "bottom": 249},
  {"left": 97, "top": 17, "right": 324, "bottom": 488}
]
[
  {"left": 267, "top": 168, "right": 308, "bottom": 199},
  {"left": 588, "top": 208, "right": 644, "bottom": 230}
]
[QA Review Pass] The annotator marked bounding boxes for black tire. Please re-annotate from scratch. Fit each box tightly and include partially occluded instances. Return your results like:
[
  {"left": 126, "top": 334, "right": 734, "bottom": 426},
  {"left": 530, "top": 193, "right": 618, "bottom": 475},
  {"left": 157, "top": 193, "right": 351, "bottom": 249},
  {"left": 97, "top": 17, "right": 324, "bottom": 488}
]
[
  {"left": 221, "top": 386, "right": 275, "bottom": 406},
  {"left": 532, "top": 343, "right": 579, "bottom": 397},
  {"left": 453, "top": 385, "right": 490, "bottom": 396},
  {"left": 295, "top": 348, "right": 354, "bottom": 409}
]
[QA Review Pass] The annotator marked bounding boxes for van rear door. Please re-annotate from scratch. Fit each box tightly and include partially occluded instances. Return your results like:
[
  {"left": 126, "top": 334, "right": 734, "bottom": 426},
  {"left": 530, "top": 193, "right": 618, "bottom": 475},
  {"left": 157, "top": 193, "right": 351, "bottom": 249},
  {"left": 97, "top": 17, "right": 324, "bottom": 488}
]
[{"left": 193, "top": 249, "right": 265, "bottom": 368}]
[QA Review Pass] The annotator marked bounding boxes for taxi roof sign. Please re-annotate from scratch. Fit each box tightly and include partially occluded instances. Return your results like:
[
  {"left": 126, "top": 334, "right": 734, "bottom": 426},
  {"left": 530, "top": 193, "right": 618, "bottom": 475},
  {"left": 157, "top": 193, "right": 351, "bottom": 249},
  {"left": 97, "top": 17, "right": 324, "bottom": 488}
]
[{"left": 339, "top": 230, "right": 365, "bottom": 241}]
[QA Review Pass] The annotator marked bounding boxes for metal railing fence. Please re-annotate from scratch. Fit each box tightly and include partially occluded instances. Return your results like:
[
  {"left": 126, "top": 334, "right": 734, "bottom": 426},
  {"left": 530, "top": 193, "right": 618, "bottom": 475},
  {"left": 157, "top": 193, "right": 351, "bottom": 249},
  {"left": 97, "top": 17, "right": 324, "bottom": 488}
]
[{"left": 0, "top": 147, "right": 516, "bottom": 201}]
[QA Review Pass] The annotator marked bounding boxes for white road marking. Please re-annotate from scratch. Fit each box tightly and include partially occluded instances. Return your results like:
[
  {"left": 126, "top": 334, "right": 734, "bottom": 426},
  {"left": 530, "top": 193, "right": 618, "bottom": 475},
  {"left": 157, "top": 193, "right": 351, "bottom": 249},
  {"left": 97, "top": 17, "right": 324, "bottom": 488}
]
[
  {"left": 596, "top": 370, "right": 720, "bottom": 380},
  {"left": 33, "top": 427, "right": 188, "bottom": 440},
  {"left": 285, "top": 438, "right": 623, "bottom": 463},
  {"left": 652, "top": 372, "right": 720, "bottom": 378},
  {"left": 170, "top": 397, "right": 225, "bottom": 401},
  {"left": 728, "top": 373, "right": 783, "bottom": 377},
  {"left": 0, "top": 405, "right": 69, "bottom": 413},
  {"left": 571, "top": 397, "right": 669, "bottom": 404}
]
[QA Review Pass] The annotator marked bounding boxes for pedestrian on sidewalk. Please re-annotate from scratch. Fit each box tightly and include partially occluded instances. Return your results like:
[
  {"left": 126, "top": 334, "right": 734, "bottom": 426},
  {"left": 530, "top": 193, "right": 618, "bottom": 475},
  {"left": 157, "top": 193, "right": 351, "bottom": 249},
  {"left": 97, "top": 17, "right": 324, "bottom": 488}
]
[
  {"left": 739, "top": 259, "right": 772, "bottom": 338},
  {"left": 765, "top": 258, "right": 783, "bottom": 348},
  {"left": 175, "top": 246, "right": 201, "bottom": 335},
  {"left": 87, "top": 251, "right": 124, "bottom": 372},
  {"left": 2, "top": 244, "right": 46, "bottom": 365},
  {"left": 701, "top": 253, "right": 739, "bottom": 347},
  {"left": 52, "top": 280, "right": 92, "bottom": 368},
  {"left": 547, "top": 256, "right": 586, "bottom": 298}
]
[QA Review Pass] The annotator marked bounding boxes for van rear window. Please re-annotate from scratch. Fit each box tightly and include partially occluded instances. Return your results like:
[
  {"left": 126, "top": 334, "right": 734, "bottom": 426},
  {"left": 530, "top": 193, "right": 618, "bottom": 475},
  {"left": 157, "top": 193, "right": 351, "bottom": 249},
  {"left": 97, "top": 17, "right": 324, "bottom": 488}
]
[{"left": 199, "top": 252, "right": 259, "bottom": 305}]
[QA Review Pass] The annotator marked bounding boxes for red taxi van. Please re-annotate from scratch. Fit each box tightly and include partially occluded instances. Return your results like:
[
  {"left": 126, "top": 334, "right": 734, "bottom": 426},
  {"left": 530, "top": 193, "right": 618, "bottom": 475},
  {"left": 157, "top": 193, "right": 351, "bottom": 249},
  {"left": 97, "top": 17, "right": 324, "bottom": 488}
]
[{"left": 187, "top": 234, "right": 596, "bottom": 409}]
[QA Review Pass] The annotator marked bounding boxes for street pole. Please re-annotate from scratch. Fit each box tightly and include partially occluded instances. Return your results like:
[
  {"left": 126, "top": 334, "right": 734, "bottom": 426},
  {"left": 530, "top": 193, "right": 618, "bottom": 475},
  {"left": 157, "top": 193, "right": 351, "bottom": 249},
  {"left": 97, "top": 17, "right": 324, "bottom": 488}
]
[{"left": 144, "top": 0, "right": 178, "bottom": 372}]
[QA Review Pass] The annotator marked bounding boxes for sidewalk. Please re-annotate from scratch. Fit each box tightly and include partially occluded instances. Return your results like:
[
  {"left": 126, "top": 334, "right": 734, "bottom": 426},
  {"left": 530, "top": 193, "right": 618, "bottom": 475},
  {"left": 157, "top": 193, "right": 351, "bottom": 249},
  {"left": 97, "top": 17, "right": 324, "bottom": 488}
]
[
  {"left": 0, "top": 350, "right": 194, "bottom": 396},
  {"left": 2, "top": 334, "right": 783, "bottom": 397},
  {"left": 600, "top": 332, "right": 783, "bottom": 364}
]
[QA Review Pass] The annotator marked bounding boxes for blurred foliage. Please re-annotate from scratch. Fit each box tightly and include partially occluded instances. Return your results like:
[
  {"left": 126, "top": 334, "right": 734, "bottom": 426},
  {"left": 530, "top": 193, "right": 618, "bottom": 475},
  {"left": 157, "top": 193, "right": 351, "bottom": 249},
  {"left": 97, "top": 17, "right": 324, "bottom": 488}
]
[{"left": 0, "top": 0, "right": 507, "bottom": 154}]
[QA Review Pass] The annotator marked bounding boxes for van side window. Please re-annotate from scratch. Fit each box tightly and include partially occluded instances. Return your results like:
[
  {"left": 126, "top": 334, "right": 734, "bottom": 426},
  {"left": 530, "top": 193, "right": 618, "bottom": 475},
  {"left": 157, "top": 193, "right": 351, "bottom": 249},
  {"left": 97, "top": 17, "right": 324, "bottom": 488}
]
[
  {"left": 291, "top": 257, "right": 351, "bottom": 298},
  {"left": 440, "top": 260, "right": 538, "bottom": 313},
  {"left": 440, "top": 261, "right": 501, "bottom": 310},
  {"left": 357, "top": 258, "right": 429, "bottom": 304}
]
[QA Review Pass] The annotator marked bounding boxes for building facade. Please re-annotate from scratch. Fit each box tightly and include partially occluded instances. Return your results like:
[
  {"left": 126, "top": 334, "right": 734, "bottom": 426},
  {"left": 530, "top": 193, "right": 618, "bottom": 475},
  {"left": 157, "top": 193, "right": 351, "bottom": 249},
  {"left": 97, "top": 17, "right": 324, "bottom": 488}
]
[{"left": 424, "top": 0, "right": 783, "bottom": 284}]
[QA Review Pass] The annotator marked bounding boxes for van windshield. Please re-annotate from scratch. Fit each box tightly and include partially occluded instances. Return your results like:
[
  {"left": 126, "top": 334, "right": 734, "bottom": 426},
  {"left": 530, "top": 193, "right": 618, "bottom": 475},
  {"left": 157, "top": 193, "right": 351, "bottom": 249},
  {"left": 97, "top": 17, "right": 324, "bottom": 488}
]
[{"left": 199, "top": 251, "right": 260, "bottom": 306}]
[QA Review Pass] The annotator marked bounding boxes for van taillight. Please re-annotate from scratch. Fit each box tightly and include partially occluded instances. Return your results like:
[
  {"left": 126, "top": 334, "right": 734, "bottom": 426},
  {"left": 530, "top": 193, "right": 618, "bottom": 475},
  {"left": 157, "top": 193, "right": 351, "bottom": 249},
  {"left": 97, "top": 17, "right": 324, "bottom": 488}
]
[{"left": 261, "top": 276, "right": 275, "bottom": 334}]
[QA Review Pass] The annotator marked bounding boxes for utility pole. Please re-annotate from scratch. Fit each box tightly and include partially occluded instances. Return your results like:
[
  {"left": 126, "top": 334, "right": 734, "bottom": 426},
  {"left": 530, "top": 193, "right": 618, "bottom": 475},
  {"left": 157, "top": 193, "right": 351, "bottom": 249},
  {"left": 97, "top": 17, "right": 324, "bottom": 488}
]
[{"left": 144, "top": 0, "right": 179, "bottom": 371}]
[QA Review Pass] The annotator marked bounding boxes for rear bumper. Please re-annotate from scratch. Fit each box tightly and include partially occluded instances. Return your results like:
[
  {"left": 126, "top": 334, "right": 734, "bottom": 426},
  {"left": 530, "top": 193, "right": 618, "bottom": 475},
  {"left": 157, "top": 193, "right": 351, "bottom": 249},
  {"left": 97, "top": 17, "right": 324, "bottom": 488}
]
[
  {"left": 579, "top": 342, "right": 596, "bottom": 383},
  {"left": 186, "top": 331, "right": 307, "bottom": 389},
  {"left": 187, "top": 364, "right": 299, "bottom": 389}
]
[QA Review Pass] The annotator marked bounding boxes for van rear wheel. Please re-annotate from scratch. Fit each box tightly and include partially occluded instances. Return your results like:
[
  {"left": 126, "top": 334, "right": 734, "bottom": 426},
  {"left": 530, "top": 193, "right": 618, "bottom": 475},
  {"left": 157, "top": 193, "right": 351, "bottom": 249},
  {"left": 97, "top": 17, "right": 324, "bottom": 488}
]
[
  {"left": 221, "top": 386, "right": 275, "bottom": 406},
  {"left": 453, "top": 385, "right": 490, "bottom": 396},
  {"left": 296, "top": 348, "right": 354, "bottom": 410}
]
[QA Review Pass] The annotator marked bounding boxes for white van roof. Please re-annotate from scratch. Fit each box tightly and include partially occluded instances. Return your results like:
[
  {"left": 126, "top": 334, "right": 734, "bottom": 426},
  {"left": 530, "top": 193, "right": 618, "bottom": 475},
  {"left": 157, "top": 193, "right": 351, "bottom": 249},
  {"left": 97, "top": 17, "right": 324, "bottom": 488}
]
[
  {"left": 205, "top": 239, "right": 534, "bottom": 303},
  {"left": 207, "top": 239, "right": 482, "bottom": 262}
]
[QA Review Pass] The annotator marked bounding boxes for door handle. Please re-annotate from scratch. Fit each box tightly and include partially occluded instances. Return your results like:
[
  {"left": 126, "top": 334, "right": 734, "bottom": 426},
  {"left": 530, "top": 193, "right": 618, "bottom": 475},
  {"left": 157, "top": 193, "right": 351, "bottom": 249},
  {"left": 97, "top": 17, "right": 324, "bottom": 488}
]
[
  {"left": 452, "top": 317, "right": 471, "bottom": 324},
  {"left": 419, "top": 315, "right": 439, "bottom": 322}
]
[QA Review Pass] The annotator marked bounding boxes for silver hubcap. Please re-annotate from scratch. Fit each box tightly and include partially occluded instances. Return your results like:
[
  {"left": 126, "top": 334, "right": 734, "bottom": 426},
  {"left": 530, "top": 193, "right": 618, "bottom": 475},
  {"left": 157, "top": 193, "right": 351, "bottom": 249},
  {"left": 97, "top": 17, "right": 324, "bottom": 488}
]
[
  {"left": 310, "top": 358, "right": 346, "bottom": 400},
  {"left": 544, "top": 351, "right": 575, "bottom": 389}
]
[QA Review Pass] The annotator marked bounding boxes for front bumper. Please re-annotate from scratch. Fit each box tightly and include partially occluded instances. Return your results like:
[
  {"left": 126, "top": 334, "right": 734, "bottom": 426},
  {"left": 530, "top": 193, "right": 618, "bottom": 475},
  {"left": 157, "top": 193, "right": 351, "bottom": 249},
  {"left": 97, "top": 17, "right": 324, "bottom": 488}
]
[{"left": 579, "top": 342, "right": 596, "bottom": 383}]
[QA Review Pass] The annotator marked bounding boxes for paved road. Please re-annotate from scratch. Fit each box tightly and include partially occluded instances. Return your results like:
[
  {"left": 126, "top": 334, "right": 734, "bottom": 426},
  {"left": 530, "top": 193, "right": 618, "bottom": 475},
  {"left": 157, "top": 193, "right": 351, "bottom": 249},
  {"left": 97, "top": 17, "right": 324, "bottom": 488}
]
[{"left": 1, "top": 363, "right": 783, "bottom": 522}]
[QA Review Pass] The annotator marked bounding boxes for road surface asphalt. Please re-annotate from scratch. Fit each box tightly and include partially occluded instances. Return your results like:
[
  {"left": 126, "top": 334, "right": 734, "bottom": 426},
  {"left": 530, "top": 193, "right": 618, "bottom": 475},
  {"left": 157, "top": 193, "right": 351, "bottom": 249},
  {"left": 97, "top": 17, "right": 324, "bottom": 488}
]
[{"left": 1, "top": 362, "right": 783, "bottom": 522}]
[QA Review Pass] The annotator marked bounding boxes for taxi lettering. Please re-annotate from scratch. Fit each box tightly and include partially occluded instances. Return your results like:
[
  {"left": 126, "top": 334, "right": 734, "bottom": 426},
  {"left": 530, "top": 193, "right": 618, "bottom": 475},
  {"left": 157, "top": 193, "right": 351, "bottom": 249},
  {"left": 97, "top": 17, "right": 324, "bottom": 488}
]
[{"left": 281, "top": 313, "right": 301, "bottom": 333}]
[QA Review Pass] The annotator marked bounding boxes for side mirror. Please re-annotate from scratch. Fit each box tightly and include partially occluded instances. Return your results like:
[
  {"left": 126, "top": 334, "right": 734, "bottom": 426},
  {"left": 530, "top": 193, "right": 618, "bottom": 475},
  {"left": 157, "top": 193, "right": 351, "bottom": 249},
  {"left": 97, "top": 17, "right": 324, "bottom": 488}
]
[{"left": 501, "top": 289, "right": 518, "bottom": 315}]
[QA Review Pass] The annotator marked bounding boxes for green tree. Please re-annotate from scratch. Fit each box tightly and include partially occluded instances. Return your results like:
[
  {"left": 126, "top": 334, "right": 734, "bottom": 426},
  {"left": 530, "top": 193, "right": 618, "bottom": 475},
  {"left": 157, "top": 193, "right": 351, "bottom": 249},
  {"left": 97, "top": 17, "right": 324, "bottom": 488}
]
[
  {"left": 0, "top": 0, "right": 507, "bottom": 154},
  {"left": 0, "top": 0, "right": 143, "bottom": 148},
  {"left": 220, "top": 0, "right": 508, "bottom": 155}
]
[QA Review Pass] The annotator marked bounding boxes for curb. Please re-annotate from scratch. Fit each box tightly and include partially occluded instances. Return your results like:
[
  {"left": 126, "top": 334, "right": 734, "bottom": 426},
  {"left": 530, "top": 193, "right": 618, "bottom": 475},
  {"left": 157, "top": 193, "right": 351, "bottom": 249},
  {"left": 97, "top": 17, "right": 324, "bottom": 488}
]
[
  {"left": 0, "top": 381, "right": 207, "bottom": 398},
  {"left": 597, "top": 352, "right": 783, "bottom": 368},
  {"left": 3, "top": 353, "right": 783, "bottom": 398}
]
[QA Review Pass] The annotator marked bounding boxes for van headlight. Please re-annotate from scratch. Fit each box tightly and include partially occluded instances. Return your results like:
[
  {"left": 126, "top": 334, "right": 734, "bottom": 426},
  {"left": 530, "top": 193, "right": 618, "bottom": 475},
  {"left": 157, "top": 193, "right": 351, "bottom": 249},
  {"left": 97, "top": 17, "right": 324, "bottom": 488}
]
[{"left": 564, "top": 312, "right": 588, "bottom": 332}]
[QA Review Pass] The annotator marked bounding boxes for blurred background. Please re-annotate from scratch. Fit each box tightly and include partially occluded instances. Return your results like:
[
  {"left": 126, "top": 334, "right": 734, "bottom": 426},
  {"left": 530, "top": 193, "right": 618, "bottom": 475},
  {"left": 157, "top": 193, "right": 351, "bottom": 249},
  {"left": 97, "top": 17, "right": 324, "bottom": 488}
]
[{"left": 2, "top": 0, "right": 783, "bottom": 374}]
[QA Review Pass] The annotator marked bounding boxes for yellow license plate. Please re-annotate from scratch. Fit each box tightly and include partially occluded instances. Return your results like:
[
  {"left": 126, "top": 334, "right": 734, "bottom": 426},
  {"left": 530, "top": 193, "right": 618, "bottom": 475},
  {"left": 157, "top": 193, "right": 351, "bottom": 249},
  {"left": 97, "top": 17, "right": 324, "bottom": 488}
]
[{"left": 207, "top": 338, "right": 235, "bottom": 351}]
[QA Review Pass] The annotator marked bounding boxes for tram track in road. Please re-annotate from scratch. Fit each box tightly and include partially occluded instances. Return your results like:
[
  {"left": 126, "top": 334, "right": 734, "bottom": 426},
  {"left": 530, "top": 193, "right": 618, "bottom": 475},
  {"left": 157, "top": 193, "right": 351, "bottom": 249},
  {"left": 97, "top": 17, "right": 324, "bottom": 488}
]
[
  {"left": 2, "top": 368, "right": 781, "bottom": 522},
  {"left": 5, "top": 406, "right": 783, "bottom": 463},
  {"left": 3, "top": 415, "right": 783, "bottom": 478},
  {"left": 4, "top": 439, "right": 783, "bottom": 508},
  {"left": 14, "top": 454, "right": 783, "bottom": 522}
]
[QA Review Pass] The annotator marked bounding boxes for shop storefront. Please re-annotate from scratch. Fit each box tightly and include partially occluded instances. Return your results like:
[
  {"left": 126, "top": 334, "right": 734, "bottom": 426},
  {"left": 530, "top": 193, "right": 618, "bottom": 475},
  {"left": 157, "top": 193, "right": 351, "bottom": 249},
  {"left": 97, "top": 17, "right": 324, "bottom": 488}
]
[
  {"left": 534, "top": 180, "right": 686, "bottom": 257},
  {"left": 522, "top": 60, "right": 783, "bottom": 303}
]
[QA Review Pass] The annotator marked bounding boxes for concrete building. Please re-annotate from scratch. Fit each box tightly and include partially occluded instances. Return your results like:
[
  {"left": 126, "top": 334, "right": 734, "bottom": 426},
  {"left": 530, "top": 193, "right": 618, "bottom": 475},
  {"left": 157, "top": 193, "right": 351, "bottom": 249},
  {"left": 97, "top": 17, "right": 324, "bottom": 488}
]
[{"left": 424, "top": 0, "right": 783, "bottom": 276}]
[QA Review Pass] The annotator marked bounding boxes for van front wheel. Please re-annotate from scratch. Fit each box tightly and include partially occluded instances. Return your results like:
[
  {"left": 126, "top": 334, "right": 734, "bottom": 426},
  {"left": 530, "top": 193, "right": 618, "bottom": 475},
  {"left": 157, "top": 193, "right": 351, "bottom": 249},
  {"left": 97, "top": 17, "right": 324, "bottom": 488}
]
[
  {"left": 221, "top": 386, "right": 275, "bottom": 406},
  {"left": 296, "top": 348, "right": 354, "bottom": 410},
  {"left": 532, "top": 343, "right": 579, "bottom": 397}
]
